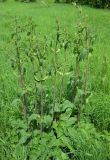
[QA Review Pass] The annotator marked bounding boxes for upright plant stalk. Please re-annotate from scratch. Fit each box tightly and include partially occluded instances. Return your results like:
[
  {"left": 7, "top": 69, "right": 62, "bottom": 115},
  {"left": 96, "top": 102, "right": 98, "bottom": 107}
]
[
  {"left": 39, "top": 37, "right": 48, "bottom": 132},
  {"left": 35, "top": 47, "right": 45, "bottom": 132},
  {"left": 14, "top": 18, "right": 27, "bottom": 118},
  {"left": 71, "top": 24, "right": 82, "bottom": 103},
  {"left": 59, "top": 29, "right": 69, "bottom": 103},
  {"left": 59, "top": 70, "right": 64, "bottom": 103},
  {"left": 52, "top": 20, "right": 60, "bottom": 120},
  {"left": 40, "top": 64, "right": 44, "bottom": 132},
  {"left": 37, "top": 37, "right": 49, "bottom": 132},
  {"left": 76, "top": 24, "right": 94, "bottom": 126},
  {"left": 26, "top": 18, "right": 38, "bottom": 113},
  {"left": 26, "top": 19, "right": 47, "bottom": 131}
]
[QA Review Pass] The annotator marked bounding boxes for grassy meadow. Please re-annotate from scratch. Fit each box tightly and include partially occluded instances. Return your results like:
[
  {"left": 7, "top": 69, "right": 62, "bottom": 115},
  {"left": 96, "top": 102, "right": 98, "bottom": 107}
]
[{"left": 0, "top": 1, "right": 110, "bottom": 160}]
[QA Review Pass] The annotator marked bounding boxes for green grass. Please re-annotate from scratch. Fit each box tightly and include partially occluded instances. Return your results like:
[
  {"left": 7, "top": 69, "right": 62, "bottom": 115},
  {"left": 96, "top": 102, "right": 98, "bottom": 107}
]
[{"left": 0, "top": 2, "right": 110, "bottom": 46}]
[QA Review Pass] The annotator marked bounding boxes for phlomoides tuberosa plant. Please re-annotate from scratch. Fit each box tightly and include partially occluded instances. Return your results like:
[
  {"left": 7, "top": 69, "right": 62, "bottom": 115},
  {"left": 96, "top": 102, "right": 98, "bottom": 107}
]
[
  {"left": 68, "top": 16, "right": 95, "bottom": 126},
  {"left": 25, "top": 18, "right": 48, "bottom": 132},
  {"left": 58, "top": 27, "right": 70, "bottom": 104},
  {"left": 8, "top": 13, "right": 94, "bottom": 158},
  {"left": 11, "top": 17, "right": 48, "bottom": 130},
  {"left": 11, "top": 17, "right": 28, "bottom": 119},
  {"left": 10, "top": 10, "right": 95, "bottom": 158},
  {"left": 50, "top": 20, "right": 72, "bottom": 123}
]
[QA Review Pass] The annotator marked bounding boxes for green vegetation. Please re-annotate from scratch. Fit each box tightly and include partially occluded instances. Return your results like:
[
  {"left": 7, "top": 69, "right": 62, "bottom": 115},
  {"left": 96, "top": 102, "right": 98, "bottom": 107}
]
[
  {"left": 55, "top": 0, "right": 110, "bottom": 9},
  {"left": 0, "top": 1, "right": 110, "bottom": 160},
  {"left": 72, "top": 0, "right": 110, "bottom": 8}
]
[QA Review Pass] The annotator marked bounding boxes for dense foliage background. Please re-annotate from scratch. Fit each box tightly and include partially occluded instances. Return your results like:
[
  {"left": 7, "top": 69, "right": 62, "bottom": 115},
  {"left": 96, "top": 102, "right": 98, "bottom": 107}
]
[
  {"left": 55, "top": 0, "right": 110, "bottom": 8},
  {"left": 1, "top": 0, "right": 110, "bottom": 8}
]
